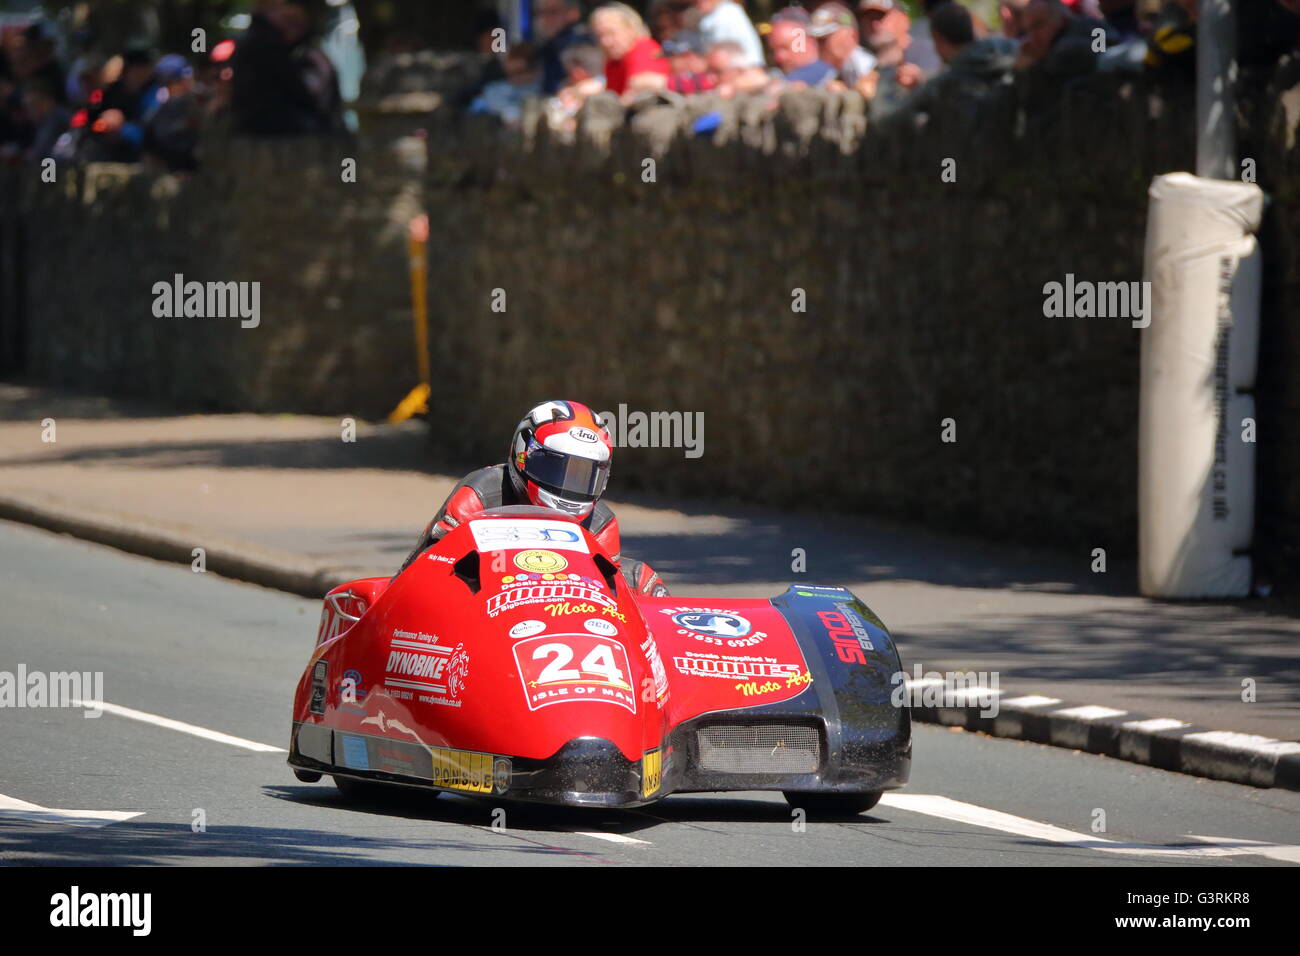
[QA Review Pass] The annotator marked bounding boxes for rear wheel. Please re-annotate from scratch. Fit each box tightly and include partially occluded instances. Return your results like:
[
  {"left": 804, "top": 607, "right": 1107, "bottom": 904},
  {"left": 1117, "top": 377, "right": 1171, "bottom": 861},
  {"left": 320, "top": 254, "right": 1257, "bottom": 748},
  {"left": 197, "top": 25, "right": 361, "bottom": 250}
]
[
  {"left": 783, "top": 791, "right": 882, "bottom": 815},
  {"left": 334, "top": 775, "right": 437, "bottom": 804}
]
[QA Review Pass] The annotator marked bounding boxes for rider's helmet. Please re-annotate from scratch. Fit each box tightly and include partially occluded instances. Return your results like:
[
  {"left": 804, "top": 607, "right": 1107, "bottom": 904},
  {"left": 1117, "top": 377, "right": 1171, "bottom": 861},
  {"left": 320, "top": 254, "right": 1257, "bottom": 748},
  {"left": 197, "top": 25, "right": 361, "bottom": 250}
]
[{"left": 508, "top": 400, "right": 613, "bottom": 519}]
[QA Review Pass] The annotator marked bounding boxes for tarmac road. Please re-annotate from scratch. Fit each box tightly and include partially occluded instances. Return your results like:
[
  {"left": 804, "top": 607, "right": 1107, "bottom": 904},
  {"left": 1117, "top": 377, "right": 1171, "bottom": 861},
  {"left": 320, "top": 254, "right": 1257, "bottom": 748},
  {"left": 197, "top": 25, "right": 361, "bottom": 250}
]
[{"left": 2, "top": 520, "right": 1298, "bottom": 867}]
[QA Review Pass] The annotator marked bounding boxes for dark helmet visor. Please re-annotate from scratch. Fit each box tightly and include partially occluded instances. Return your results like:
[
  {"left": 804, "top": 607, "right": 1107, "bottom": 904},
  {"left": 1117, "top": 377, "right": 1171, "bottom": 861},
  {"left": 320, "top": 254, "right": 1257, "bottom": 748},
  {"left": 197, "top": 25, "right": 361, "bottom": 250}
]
[{"left": 523, "top": 442, "right": 609, "bottom": 501}]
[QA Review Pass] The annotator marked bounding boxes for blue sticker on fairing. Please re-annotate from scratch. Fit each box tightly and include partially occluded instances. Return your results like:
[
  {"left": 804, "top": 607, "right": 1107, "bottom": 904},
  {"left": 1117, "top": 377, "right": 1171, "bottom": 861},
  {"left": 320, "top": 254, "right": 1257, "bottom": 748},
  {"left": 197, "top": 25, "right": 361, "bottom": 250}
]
[{"left": 340, "top": 733, "right": 370, "bottom": 770}]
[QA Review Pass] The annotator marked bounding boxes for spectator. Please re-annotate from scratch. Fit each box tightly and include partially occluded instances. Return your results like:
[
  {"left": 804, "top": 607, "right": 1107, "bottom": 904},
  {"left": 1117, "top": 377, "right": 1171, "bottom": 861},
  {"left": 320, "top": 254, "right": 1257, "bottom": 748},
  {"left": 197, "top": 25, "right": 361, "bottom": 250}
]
[
  {"left": 21, "top": 75, "right": 70, "bottom": 161},
  {"left": 904, "top": 0, "right": 1017, "bottom": 113},
  {"left": 663, "top": 32, "right": 718, "bottom": 94},
  {"left": 1098, "top": 0, "right": 1143, "bottom": 40},
  {"left": 231, "top": 1, "right": 342, "bottom": 136},
  {"left": 536, "top": 0, "right": 590, "bottom": 96},
  {"left": 767, "top": 7, "right": 836, "bottom": 86},
  {"left": 17, "top": 22, "right": 66, "bottom": 105},
  {"left": 693, "top": 0, "right": 766, "bottom": 68},
  {"left": 555, "top": 40, "right": 607, "bottom": 109},
  {"left": 648, "top": 0, "right": 693, "bottom": 43},
  {"left": 706, "top": 40, "right": 769, "bottom": 95},
  {"left": 1144, "top": 0, "right": 1196, "bottom": 76},
  {"left": 899, "top": 0, "right": 948, "bottom": 77},
  {"left": 591, "top": 3, "right": 671, "bottom": 97},
  {"left": 858, "top": 0, "right": 926, "bottom": 116},
  {"left": 90, "top": 48, "right": 159, "bottom": 162},
  {"left": 469, "top": 43, "right": 541, "bottom": 125},
  {"left": 809, "top": 2, "right": 879, "bottom": 98},
  {"left": 144, "top": 55, "right": 200, "bottom": 171},
  {"left": 1016, "top": 0, "right": 1098, "bottom": 76},
  {"left": 1000, "top": 0, "right": 1032, "bottom": 38}
]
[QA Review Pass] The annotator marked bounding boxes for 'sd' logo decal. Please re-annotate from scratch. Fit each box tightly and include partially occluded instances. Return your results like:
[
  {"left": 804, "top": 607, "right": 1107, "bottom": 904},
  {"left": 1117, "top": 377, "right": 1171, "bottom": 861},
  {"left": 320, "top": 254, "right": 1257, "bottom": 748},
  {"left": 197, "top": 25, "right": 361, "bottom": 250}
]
[{"left": 514, "top": 549, "right": 568, "bottom": 573}]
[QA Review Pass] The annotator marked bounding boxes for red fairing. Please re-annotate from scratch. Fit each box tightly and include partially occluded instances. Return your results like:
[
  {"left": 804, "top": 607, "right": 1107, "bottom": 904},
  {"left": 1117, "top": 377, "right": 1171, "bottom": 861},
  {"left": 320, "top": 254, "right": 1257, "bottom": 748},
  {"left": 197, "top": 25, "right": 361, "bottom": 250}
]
[{"left": 293, "top": 513, "right": 815, "bottom": 764}]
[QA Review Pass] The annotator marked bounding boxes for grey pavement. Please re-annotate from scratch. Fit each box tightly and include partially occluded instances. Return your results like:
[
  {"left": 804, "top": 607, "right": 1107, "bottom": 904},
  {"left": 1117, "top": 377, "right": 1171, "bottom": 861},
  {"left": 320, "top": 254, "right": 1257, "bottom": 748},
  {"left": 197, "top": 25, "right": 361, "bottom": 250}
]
[{"left": 0, "top": 382, "right": 1297, "bottom": 741}]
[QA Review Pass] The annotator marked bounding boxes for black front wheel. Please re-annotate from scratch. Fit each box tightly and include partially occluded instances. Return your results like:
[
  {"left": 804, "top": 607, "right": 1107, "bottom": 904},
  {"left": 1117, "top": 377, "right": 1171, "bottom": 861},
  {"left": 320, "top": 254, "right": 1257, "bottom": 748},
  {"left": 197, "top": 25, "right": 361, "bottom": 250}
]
[{"left": 783, "top": 791, "right": 882, "bottom": 815}]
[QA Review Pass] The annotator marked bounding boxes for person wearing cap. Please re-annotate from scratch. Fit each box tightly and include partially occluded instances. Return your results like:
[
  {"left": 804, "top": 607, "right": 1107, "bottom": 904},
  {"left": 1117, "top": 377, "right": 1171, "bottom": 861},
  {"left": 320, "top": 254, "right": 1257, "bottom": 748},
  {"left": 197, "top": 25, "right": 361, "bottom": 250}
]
[
  {"left": 692, "top": 0, "right": 765, "bottom": 69},
  {"left": 144, "top": 54, "right": 200, "bottom": 171},
  {"left": 766, "top": 8, "right": 836, "bottom": 87},
  {"left": 857, "top": 0, "right": 925, "bottom": 118},
  {"left": 809, "top": 2, "right": 879, "bottom": 98},
  {"left": 662, "top": 31, "right": 718, "bottom": 94}
]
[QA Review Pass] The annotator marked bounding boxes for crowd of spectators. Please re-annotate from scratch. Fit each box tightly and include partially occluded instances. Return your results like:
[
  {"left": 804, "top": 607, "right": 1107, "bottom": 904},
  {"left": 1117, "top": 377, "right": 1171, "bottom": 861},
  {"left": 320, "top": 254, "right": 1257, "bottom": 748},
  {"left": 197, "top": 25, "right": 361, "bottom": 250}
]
[
  {"left": 6, "top": 0, "right": 1300, "bottom": 170},
  {"left": 469, "top": 0, "right": 1300, "bottom": 134},
  {"left": 0, "top": 1, "right": 344, "bottom": 172}
]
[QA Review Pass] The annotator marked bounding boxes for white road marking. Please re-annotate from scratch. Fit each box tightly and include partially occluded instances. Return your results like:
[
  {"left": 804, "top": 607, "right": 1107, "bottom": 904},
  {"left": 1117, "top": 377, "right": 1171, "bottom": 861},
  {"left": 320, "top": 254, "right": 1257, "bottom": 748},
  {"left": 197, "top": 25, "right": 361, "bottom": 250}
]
[
  {"left": 0, "top": 792, "right": 142, "bottom": 829},
  {"left": 575, "top": 831, "right": 651, "bottom": 845},
  {"left": 880, "top": 793, "right": 1299, "bottom": 862},
  {"left": 1001, "top": 695, "right": 1061, "bottom": 708},
  {"left": 1052, "top": 705, "right": 1128, "bottom": 720},
  {"left": 72, "top": 699, "right": 285, "bottom": 752},
  {"left": 1187, "top": 835, "right": 1300, "bottom": 865}
]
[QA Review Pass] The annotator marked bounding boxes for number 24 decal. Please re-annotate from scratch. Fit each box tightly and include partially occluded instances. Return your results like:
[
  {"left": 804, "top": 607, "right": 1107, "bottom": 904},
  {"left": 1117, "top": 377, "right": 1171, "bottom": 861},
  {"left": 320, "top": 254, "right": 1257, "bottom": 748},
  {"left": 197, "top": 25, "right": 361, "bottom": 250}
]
[{"left": 533, "top": 641, "right": 627, "bottom": 687}]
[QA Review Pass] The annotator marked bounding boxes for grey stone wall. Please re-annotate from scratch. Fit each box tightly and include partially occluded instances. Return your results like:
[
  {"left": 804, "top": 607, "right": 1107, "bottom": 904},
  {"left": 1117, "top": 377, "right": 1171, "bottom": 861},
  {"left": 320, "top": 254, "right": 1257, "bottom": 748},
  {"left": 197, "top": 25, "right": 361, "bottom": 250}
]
[{"left": 1, "top": 60, "right": 1298, "bottom": 583}]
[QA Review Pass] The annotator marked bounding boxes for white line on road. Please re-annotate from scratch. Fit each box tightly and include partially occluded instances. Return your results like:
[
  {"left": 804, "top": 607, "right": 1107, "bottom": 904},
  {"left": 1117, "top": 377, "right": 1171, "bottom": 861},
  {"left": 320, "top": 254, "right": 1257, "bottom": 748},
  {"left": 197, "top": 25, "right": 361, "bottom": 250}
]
[
  {"left": 880, "top": 793, "right": 1299, "bottom": 862},
  {"left": 0, "top": 792, "right": 142, "bottom": 829},
  {"left": 72, "top": 699, "right": 285, "bottom": 753},
  {"left": 575, "top": 831, "right": 652, "bottom": 845}
]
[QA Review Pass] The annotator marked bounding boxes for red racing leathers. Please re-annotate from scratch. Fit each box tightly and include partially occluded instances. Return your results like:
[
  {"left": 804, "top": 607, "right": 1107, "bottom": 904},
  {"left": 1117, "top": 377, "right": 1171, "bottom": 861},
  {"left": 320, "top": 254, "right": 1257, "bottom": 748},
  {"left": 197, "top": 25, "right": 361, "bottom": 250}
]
[{"left": 398, "top": 464, "right": 667, "bottom": 596}]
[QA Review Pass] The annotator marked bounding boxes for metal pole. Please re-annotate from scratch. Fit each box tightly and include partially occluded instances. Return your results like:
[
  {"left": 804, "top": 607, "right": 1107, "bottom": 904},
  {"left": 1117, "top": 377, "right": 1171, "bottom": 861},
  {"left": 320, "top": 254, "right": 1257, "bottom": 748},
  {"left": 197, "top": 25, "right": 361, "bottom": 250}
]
[{"left": 1196, "top": 0, "right": 1237, "bottom": 180}]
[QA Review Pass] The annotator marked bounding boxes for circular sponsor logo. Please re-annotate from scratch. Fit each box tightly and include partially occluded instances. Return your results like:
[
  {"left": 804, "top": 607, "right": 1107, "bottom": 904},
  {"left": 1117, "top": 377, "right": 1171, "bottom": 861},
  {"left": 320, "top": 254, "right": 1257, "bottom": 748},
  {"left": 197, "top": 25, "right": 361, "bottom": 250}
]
[
  {"left": 514, "top": 549, "right": 567, "bottom": 573},
  {"left": 584, "top": 618, "right": 618, "bottom": 636},
  {"left": 509, "top": 619, "right": 546, "bottom": 639},
  {"left": 671, "top": 611, "right": 752, "bottom": 638}
]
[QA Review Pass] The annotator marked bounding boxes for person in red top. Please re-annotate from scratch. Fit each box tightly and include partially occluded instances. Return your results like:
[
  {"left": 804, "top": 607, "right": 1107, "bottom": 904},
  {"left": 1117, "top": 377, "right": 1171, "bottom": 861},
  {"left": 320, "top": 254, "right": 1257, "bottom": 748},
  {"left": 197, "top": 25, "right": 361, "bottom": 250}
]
[{"left": 591, "top": 3, "right": 672, "bottom": 96}]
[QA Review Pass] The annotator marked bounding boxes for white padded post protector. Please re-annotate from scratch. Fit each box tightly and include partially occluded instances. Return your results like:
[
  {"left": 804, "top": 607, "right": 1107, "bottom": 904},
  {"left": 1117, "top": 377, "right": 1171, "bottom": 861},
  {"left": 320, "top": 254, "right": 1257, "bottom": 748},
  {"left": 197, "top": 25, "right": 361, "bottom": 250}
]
[{"left": 1139, "top": 172, "right": 1264, "bottom": 598}]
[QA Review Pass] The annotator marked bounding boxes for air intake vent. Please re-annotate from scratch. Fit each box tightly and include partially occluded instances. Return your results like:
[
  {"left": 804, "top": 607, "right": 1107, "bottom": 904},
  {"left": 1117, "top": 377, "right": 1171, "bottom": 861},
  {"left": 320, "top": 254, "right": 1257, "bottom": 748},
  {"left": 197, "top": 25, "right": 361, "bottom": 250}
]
[{"left": 697, "top": 723, "right": 820, "bottom": 774}]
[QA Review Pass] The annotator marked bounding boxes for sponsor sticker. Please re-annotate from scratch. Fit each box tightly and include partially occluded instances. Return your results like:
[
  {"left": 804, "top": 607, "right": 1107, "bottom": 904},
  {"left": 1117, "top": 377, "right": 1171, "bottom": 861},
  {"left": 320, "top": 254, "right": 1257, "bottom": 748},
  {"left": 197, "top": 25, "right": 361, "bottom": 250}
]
[
  {"left": 515, "top": 549, "right": 567, "bottom": 573},
  {"left": 514, "top": 634, "right": 636, "bottom": 713},
  {"left": 642, "top": 749, "right": 663, "bottom": 798},
  {"left": 509, "top": 619, "right": 547, "bottom": 639},
  {"left": 487, "top": 581, "right": 615, "bottom": 618},
  {"left": 470, "top": 519, "right": 590, "bottom": 554},
  {"left": 384, "top": 629, "right": 467, "bottom": 707},
  {"left": 430, "top": 747, "right": 498, "bottom": 794},
  {"left": 818, "top": 606, "right": 874, "bottom": 664},
  {"left": 663, "top": 606, "right": 766, "bottom": 648},
  {"left": 672, "top": 652, "right": 803, "bottom": 681},
  {"left": 340, "top": 733, "right": 370, "bottom": 770},
  {"left": 584, "top": 618, "right": 618, "bottom": 636},
  {"left": 569, "top": 427, "right": 599, "bottom": 443}
]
